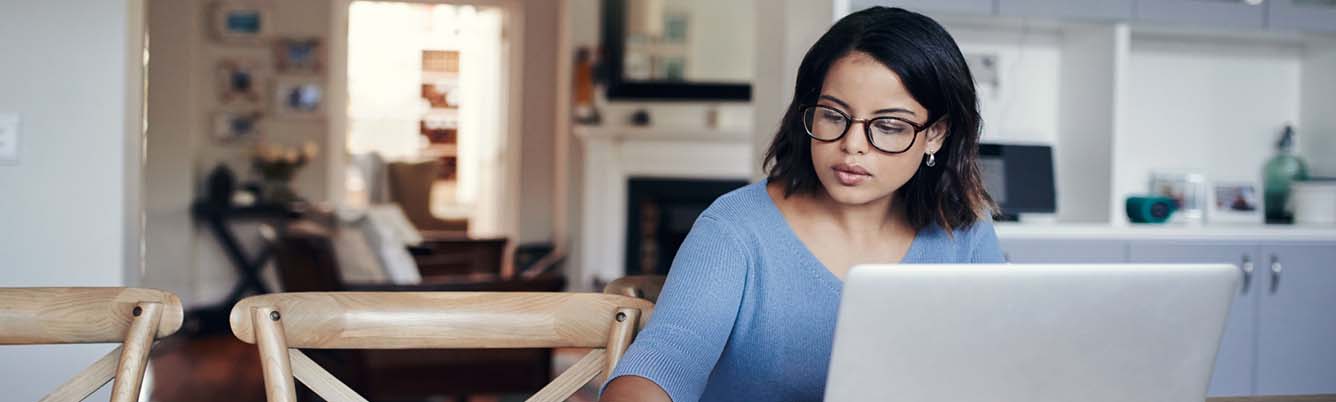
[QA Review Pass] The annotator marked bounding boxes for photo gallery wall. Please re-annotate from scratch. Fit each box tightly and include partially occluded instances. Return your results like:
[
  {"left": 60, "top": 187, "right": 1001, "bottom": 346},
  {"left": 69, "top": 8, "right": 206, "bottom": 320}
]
[{"left": 211, "top": 1, "right": 326, "bottom": 143}]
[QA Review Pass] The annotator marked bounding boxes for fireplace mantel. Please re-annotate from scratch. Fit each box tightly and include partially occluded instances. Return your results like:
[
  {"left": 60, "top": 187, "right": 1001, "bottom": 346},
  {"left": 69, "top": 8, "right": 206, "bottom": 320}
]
[{"left": 574, "top": 125, "right": 754, "bottom": 290}]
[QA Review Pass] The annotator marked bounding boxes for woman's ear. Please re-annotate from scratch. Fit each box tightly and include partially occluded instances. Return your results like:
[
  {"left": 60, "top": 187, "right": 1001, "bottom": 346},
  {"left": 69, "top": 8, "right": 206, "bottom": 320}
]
[{"left": 925, "top": 119, "right": 949, "bottom": 154}]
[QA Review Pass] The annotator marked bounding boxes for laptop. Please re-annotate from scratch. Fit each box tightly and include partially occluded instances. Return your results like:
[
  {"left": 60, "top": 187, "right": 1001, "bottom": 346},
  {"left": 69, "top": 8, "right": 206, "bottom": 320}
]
[{"left": 825, "top": 264, "right": 1239, "bottom": 402}]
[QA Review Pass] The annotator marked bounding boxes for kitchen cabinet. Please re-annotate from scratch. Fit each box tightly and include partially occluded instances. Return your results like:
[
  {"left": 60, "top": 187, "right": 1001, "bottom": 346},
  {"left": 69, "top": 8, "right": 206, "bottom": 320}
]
[
  {"left": 1135, "top": 0, "right": 1267, "bottom": 30},
  {"left": 1255, "top": 244, "right": 1336, "bottom": 395},
  {"left": 998, "top": 0, "right": 1135, "bottom": 21},
  {"left": 999, "top": 238, "right": 1126, "bottom": 263},
  {"left": 1267, "top": 0, "right": 1336, "bottom": 33},
  {"left": 851, "top": 0, "right": 997, "bottom": 16},
  {"left": 1128, "top": 242, "right": 1260, "bottom": 397}
]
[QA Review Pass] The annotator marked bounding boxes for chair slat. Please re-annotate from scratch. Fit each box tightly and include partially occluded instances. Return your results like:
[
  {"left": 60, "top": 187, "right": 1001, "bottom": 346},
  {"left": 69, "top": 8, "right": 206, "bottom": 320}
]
[
  {"left": 290, "top": 349, "right": 369, "bottom": 402},
  {"left": 526, "top": 349, "right": 606, "bottom": 402},
  {"left": 38, "top": 346, "right": 120, "bottom": 402},
  {"left": 0, "top": 288, "right": 183, "bottom": 344},
  {"left": 230, "top": 292, "right": 654, "bottom": 349}
]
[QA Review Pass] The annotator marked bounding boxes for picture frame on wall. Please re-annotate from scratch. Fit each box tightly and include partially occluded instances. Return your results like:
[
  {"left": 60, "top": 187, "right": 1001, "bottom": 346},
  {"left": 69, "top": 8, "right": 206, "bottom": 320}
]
[
  {"left": 210, "top": 1, "right": 272, "bottom": 44},
  {"left": 1208, "top": 181, "right": 1263, "bottom": 224},
  {"left": 274, "top": 76, "right": 324, "bottom": 118},
  {"left": 273, "top": 38, "right": 324, "bottom": 73},
  {"left": 1149, "top": 171, "right": 1207, "bottom": 224},
  {"left": 217, "top": 59, "right": 266, "bottom": 106},
  {"left": 212, "top": 110, "right": 263, "bottom": 143}
]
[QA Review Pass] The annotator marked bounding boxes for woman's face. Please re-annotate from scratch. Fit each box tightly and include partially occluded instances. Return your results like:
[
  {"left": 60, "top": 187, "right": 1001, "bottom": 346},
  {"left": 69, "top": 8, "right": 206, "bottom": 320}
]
[{"left": 809, "top": 51, "right": 946, "bottom": 207}]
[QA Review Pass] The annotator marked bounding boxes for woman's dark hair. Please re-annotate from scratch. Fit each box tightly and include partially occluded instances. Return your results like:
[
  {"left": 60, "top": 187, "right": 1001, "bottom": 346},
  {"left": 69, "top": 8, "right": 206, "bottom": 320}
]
[{"left": 762, "top": 6, "right": 994, "bottom": 233}]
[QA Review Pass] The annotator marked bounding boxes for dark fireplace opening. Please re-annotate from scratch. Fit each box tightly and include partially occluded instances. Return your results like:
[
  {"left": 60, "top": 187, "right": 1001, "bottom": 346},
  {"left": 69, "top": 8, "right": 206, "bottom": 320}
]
[{"left": 625, "top": 177, "right": 749, "bottom": 276}]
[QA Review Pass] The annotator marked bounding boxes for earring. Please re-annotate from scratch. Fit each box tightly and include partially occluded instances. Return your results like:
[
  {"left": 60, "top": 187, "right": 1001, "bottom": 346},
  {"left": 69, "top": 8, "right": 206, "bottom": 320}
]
[{"left": 925, "top": 152, "right": 936, "bottom": 167}]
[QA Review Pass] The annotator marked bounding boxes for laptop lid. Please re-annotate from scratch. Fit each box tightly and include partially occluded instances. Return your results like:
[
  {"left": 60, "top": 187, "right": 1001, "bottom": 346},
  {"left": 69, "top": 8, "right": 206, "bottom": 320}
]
[{"left": 825, "top": 264, "right": 1239, "bottom": 402}]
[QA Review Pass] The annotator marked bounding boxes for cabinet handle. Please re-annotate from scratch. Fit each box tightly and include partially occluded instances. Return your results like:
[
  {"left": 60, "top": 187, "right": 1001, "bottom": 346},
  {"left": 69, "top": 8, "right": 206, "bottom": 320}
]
[
  {"left": 1269, "top": 254, "right": 1282, "bottom": 293},
  {"left": 1240, "top": 255, "right": 1254, "bottom": 292}
]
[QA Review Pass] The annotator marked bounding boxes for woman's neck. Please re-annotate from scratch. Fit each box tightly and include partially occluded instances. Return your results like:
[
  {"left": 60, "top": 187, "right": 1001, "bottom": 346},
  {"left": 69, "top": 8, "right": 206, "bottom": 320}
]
[{"left": 804, "top": 188, "right": 907, "bottom": 242}]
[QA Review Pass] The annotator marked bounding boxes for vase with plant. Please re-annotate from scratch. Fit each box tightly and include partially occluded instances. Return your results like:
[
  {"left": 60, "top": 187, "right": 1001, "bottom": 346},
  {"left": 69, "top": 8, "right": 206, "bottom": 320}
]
[{"left": 252, "top": 141, "right": 318, "bottom": 204}]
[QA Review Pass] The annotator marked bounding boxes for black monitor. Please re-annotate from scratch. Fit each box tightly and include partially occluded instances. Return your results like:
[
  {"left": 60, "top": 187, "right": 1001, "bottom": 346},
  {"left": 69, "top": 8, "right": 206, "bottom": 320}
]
[{"left": 977, "top": 143, "right": 1056, "bottom": 220}]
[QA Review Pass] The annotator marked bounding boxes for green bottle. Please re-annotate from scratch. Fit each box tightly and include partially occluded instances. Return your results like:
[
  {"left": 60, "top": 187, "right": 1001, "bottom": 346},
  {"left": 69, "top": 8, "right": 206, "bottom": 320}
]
[{"left": 1264, "top": 125, "right": 1309, "bottom": 223}]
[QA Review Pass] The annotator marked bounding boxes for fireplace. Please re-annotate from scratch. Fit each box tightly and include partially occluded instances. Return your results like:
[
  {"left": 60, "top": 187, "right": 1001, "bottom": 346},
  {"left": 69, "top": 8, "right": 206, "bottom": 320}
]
[
  {"left": 625, "top": 178, "right": 748, "bottom": 276},
  {"left": 575, "top": 125, "right": 753, "bottom": 289}
]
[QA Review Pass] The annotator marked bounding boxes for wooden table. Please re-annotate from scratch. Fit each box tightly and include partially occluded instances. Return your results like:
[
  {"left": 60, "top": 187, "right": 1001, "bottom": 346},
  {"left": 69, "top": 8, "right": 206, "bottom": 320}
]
[{"left": 1208, "top": 396, "right": 1336, "bottom": 402}]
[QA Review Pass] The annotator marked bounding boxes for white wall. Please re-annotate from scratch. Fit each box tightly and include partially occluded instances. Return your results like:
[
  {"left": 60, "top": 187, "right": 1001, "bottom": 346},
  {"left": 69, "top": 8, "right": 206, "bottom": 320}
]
[
  {"left": 1302, "top": 40, "right": 1336, "bottom": 178},
  {"left": 946, "top": 22, "right": 1062, "bottom": 145},
  {"left": 518, "top": 0, "right": 561, "bottom": 245},
  {"left": 752, "top": 0, "right": 837, "bottom": 178},
  {"left": 0, "top": 0, "right": 143, "bottom": 400},
  {"left": 1117, "top": 34, "right": 1303, "bottom": 221},
  {"left": 142, "top": 0, "right": 336, "bottom": 307}
]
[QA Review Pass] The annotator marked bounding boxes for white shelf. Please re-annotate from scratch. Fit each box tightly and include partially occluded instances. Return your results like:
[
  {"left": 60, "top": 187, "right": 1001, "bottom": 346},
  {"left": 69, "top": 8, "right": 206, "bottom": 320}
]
[
  {"left": 996, "top": 222, "right": 1336, "bottom": 242},
  {"left": 936, "top": 17, "right": 1336, "bottom": 225}
]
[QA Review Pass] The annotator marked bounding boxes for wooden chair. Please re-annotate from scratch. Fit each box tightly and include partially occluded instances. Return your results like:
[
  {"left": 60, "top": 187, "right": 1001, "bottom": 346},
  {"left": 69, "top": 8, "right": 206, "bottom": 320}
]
[
  {"left": 229, "top": 292, "right": 654, "bottom": 402},
  {"left": 603, "top": 275, "right": 666, "bottom": 303},
  {"left": 264, "top": 221, "right": 569, "bottom": 400},
  {"left": 0, "top": 287, "right": 184, "bottom": 402}
]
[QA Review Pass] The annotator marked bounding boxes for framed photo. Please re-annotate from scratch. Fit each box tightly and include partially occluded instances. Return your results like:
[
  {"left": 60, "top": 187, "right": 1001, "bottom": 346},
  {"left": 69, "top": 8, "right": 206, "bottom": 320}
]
[
  {"left": 217, "top": 59, "right": 265, "bottom": 106},
  {"left": 1209, "top": 181, "right": 1263, "bottom": 223},
  {"left": 210, "top": 1, "right": 271, "bottom": 44},
  {"left": 274, "top": 76, "right": 324, "bottom": 118},
  {"left": 273, "top": 38, "right": 323, "bottom": 73},
  {"left": 1149, "top": 172, "right": 1206, "bottom": 224},
  {"left": 421, "top": 82, "right": 459, "bottom": 109},
  {"left": 212, "top": 110, "right": 262, "bottom": 143}
]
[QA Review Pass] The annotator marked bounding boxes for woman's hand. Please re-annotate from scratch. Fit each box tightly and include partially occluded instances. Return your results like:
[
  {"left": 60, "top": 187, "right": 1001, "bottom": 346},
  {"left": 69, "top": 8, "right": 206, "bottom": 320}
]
[{"left": 599, "top": 375, "right": 672, "bottom": 402}]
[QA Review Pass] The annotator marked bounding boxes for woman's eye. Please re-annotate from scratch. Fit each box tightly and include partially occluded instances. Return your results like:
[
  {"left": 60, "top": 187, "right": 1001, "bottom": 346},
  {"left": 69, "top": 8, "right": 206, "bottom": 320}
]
[
  {"left": 872, "top": 120, "right": 909, "bottom": 134},
  {"left": 821, "top": 111, "right": 844, "bottom": 122}
]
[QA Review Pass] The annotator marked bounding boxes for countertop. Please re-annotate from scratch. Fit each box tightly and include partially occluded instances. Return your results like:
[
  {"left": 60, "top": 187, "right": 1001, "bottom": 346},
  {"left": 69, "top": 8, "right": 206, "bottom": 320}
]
[
  {"left": 995, "top": 222, "right": 1336, "bottom": 242},
  {"left": 1207, "top": 396, "right": 1336, "bottom": 402}
]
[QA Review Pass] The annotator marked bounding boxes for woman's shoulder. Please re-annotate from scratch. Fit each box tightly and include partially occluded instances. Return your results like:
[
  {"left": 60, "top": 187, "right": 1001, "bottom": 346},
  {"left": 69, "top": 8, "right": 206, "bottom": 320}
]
[
  {"left": 912, "top": 215, "right": 1004, "bottom": 263},
  {"left": 696, "top": 180, "right": 774, "bottom": 226}
]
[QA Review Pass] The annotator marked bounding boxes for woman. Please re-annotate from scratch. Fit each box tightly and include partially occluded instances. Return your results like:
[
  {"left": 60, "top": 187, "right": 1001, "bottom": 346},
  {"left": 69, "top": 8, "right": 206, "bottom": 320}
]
[{"left": 600, "top": 7, "right": 1003, "bottom": 402}]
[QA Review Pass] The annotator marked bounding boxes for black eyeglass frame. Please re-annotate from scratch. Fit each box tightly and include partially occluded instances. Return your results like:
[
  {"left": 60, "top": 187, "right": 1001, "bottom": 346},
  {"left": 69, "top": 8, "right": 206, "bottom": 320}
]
[{"left": 800, "top": 104, "right": 933, "bottom": 154}]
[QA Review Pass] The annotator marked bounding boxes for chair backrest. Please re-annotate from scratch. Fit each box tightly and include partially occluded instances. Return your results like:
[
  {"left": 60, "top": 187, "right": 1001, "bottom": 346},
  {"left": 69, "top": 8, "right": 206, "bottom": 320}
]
[
  {"left": 385, "top": 160, "right": 468, "bottom": 233},
  {"left": 229, "top": 292, "right": 654, "bottom": 402},
  {"left": 603, "top": 275, "right": 666, "bottom": 303},
  {"left": 0, "top": 287, "right": 184, "bottom": 402},
  {"left": 263, "top": 222, "right": 353, "bottom": 292}
]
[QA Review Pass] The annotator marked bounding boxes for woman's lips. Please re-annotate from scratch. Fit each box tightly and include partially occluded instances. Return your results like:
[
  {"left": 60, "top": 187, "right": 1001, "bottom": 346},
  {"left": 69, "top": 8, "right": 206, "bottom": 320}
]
[{"left": 833, "top": 163, "right": 871, "bottom": 186}]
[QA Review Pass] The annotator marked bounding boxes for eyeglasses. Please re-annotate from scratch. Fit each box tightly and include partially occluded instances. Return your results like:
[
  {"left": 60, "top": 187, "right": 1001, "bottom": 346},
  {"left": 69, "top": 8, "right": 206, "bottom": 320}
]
[{"left": 801, "top": 105, "right": 928, "bottom": 154}]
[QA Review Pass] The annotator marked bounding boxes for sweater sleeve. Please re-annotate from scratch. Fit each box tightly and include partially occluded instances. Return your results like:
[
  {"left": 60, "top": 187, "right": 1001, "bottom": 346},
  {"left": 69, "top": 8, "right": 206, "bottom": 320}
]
[
  {"left": 969, "top": 218, "right": 1006, "bottom": 263},
  {"left": 603, "top": 214, "right": 749, "bottom": 402}
]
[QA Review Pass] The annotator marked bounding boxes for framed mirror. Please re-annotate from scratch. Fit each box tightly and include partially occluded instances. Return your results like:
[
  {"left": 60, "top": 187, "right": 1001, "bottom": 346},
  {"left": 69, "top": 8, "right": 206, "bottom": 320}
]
[{"left": 602, "top": 0, "right": 753, "bottom": 101}]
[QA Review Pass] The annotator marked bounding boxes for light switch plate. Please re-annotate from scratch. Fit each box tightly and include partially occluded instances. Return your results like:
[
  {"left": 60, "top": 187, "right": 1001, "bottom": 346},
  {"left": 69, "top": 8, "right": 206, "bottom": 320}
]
[{"left": 0, "top": 113, "right": 18, "bottom": 165}]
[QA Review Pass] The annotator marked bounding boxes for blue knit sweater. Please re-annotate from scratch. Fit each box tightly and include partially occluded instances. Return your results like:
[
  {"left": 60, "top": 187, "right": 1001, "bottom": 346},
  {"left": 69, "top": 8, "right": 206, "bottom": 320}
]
[{"left": 604, "top": 180, "right": 1005, "bottom": 402}]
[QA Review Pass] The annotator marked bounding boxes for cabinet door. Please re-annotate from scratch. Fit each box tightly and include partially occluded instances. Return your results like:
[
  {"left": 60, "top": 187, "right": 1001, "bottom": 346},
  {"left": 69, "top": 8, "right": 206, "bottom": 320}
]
[
  {"left": 850, "top": 0, "right": 996, "bottom": 16},
  {"left": 998, "top": 0, "right": 1134, "bottom": 21},
  {"left": 999, "top": 238, "right": 1127, "bottom": 263},
  {"left": 1267, "top": 0, "right": 1336, "bottom": 33},
  {"left": 1128, "top": 242, "right": 1259, "bottom": 396},
  {"left": 1256, "top": 243, "right": 1336, "bottom": 395},
  {"left": 1135, "top": 0, "right": 1267, "bottom": 30}
]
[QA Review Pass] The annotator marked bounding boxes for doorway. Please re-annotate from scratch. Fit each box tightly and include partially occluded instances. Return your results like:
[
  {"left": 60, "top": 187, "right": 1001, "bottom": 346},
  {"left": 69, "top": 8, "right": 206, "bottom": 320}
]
[{"left": 345, "top": 0, "right": 514, "bottom": 237}]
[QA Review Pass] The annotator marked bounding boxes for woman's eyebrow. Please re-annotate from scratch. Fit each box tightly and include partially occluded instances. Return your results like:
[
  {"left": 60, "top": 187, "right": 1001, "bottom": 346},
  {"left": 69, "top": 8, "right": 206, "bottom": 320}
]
[
  {"left": 820, "top": 95, "right": 916, "bottom": 116},
  {"left": 873, "top": 107, "right": 916, "bottom": 116},
  {"left": 818, "top": 95, "right": 851, "bottom": 110}
]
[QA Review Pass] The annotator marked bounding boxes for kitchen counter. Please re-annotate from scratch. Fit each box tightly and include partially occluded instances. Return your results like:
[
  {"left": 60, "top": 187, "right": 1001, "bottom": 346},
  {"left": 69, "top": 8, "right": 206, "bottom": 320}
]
[
  {"left": 995, "top": 222, "right": 1336, "bottom": 242},
  {"left": 1208, "top": 396, "right": 1336, "bottom": 402}
]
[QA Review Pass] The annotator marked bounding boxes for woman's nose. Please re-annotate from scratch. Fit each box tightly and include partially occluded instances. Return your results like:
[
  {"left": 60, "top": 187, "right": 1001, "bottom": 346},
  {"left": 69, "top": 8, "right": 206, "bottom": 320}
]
[{"left": 840, "top": 121, "right": 869, "bottom": 155}]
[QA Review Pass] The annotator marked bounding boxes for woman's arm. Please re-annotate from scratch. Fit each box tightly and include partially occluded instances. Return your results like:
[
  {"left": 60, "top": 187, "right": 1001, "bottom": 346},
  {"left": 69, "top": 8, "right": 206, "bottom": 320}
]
[
  {"left": 600, "top": 375, "right": 672, "bottom": 402},
  {"left": 598, "top": 215, "right": 751, "bottom": 402}
]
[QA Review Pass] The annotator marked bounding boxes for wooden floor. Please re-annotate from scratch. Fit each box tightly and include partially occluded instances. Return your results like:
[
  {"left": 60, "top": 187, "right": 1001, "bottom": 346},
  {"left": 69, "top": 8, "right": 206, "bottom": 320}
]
[{"left": 148, "top": 334, "right": 597, "bottom": 402}]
